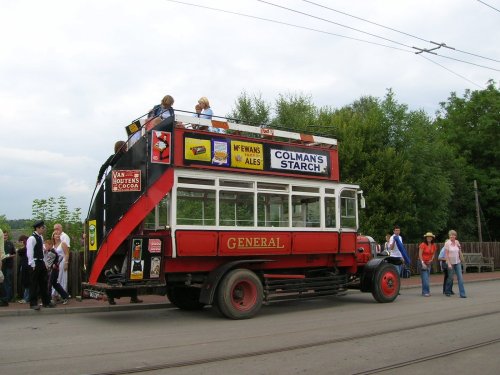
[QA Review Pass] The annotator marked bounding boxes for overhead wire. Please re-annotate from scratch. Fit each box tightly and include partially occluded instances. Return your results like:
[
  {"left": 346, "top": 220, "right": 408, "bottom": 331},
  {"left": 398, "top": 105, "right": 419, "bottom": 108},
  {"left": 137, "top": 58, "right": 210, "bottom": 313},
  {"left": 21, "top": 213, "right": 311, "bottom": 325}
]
[
  {"left": 164, "top": 0, "right": 413, "bottom": 53},
  {"left": 300, "top": 0, "right": 500, "bottom": 64},
  {"left": 418, "top": 55, "right": 483, "bottom": 88},
  {"left": 256, "top": 0, "right": 500, "bottom": 72},
  {"left": 477, "top": 0, "right": 500, "bottom": 13},
  {"left": 255, "top": 0, "right": 415, "bottom": 50},
  {"left": 164, "top": 0, "right": 495, "bottom": 86}
]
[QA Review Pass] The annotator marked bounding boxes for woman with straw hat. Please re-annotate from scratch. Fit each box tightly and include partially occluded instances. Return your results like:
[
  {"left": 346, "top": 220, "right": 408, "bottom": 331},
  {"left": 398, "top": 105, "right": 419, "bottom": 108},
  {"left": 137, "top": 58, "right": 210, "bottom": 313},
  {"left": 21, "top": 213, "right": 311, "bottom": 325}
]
[{"left": 418, "top": 232, "right": 437, "bottom": 297}]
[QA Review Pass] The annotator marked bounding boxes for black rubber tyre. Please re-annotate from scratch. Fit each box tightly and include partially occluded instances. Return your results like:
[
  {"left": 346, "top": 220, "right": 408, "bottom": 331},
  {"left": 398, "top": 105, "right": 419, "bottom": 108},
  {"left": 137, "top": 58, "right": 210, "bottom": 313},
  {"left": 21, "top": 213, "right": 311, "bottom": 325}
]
[
  {"left": 216, "top": 269, "right": 263, "bottom": 319},
  {"left": 371, "top": 262, "right": 400, "bottom": 303},
  {"left": 166, "top": 286, "right": 205, "bottom": 310}
]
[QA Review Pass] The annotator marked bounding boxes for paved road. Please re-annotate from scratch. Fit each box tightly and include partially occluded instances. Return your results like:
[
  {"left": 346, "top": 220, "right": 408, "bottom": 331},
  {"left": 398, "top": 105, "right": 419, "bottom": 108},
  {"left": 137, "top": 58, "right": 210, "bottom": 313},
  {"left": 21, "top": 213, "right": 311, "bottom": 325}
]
[{"left": 1, "top": 280, "right": 499, "bottom": 375}]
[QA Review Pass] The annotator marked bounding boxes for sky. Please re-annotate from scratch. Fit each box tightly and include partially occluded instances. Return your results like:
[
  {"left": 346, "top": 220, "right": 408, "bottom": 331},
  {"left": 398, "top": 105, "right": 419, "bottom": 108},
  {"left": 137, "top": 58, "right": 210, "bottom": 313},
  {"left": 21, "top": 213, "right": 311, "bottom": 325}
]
[{"left": 0, "top": 0, "right": 499, "bottom": 220}]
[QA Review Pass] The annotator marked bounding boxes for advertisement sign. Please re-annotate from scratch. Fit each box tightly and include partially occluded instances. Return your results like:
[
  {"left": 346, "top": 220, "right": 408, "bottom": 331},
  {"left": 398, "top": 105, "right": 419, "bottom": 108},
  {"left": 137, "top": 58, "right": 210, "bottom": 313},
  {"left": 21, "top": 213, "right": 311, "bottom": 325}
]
[
  {"left": 231, "top": 140, "right": 263, "bottom": 170},
  {"left": 88, "top": 219, "right": 97, "bottom": 251},
  {"left": 151, "top": 131, "right": 171, "bottom": 164},
  {"left": 130, "top": 238, "right": 144, "bottom": 280},
  {"left": 150, "top": 256, "right": 161, "bottom": 279},
  {"left": 212, "top": 139, "right": 230, "bottom": 166},
  {"left": 270, "top": 149, "right": 328, "bottom": 174},
  {"left": 185, "top": 137, "right": 212, "bottom": 162},
  {"left": 148, "top": 238, "right": 162, "bottom": 254},
  {"left": 111, "top": 170, "right": 141, "bottom": 192}
]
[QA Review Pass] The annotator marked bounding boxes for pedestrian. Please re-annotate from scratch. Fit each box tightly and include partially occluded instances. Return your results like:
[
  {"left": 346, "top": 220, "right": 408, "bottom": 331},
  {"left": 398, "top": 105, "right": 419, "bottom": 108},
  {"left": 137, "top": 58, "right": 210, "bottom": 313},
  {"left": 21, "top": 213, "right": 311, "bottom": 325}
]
[
  {"left": 54, "top": 223, "right": 71, "bottom": 250},
  {"left": 418, "top": 232, "right": 437, "bottom": 297},
  {"left": 444, "top": 229, "right": 466, "bottom": 298},
  {"left": 51, "top": 231, "right": 70, "bottom": 301},
  {"left": 388, "top": 225, "right": 404, "bottom": 275},
  {"left": 27, "top": 220, "right": 55, "bottom": 310},
  {"left": 2, "top": 229, "right": 16, "bottom": 303},
  {"left": 45, "top": 236, "right": 69, "bottom": 304},
  {"left": 438, "top": 245, "right": 454, "bottom": 295},
  {"left": 382, "top": 233, "right": 391, "bottom": 254},
  {"left": 0, "top": 227, "right": 8, "bottom": 307},
  {"left": 17, "top": 234, "right": 31, "bottom": 303}
]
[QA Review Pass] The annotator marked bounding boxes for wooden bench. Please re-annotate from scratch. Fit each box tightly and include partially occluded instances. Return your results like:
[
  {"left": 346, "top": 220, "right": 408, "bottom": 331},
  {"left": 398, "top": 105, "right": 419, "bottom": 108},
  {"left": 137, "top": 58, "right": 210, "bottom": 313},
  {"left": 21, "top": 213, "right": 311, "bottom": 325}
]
[{"left": 462, "top": 252, "right": 495, "bottom": 273}]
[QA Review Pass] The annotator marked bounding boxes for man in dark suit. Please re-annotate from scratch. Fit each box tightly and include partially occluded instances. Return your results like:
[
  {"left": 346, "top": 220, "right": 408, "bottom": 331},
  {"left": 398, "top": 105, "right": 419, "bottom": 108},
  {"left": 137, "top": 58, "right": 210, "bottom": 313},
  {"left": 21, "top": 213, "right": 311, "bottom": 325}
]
[{"left": 27, "top": 220, "right": 55, "bottom": 310}]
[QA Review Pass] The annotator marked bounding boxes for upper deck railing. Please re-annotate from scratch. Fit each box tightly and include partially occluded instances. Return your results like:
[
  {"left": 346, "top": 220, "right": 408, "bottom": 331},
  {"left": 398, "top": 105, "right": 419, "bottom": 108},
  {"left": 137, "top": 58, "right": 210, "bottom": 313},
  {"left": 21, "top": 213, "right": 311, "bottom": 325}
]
[{"left": 173, "top": 113, "right": 338, "bottom": 148}]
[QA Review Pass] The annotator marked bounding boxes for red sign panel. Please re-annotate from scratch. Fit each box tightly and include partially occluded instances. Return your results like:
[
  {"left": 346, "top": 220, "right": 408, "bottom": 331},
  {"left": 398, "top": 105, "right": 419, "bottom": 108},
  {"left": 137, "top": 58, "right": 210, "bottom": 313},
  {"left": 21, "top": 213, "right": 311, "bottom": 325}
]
[
  {"left": 151, "top": 131, "right": 171, "bottom": 164},
  {"left": 111, "top": 170, "right": 141, "bottom": 192},
  {"left": 148, "top": 239, "right": 162, "bottom": 253}
]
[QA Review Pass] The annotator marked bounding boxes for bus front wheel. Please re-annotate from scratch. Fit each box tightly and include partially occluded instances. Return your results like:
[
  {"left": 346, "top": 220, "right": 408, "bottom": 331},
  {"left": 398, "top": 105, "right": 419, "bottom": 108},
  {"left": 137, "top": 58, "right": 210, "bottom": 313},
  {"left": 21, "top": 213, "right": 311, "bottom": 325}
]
[
  {"left": 371, "top": 262, "right": 400, "bottom": 303},
  {"left": 216, "top": 269, "right": 263, "bottom": 319}
]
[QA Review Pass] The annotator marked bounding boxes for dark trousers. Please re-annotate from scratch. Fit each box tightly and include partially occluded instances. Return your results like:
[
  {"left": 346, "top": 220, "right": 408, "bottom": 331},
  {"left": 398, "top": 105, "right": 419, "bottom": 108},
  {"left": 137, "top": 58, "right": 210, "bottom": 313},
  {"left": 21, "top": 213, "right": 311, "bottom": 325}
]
[
  {"left": 29, "top": 261, "right": 51, "bottom": 307},
  {"left": 49, "top": 267, "right": 69, "bottom": 300},
  {"left": 441, "top": 261, "right": 454, "bottom": 293},
  {"left": 2, "top": 268, "right": 13, "bottom": 301}
]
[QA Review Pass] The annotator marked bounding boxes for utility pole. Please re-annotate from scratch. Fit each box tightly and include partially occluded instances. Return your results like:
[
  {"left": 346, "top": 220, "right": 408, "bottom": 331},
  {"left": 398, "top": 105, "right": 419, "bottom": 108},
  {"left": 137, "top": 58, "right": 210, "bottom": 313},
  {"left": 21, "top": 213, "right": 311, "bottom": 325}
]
[{"left": 474, "top": 180, "right": 483, "bottom": 242}]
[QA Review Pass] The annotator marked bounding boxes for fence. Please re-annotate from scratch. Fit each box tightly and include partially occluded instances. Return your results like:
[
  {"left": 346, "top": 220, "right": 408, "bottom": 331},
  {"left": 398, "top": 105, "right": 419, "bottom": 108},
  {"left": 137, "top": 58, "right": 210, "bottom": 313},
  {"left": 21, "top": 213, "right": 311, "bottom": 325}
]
[
  {"left": 406, "top": 242, "right": 500, "bottom": 274},
  {"left": 5, "top": 243, "right": 499, "bottom": 300}
]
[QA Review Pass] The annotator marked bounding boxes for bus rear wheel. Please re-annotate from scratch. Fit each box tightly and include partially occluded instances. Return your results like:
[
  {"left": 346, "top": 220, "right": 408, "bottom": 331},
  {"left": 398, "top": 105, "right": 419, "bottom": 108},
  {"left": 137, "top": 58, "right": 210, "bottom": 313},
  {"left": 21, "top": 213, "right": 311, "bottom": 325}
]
[
  {"left": 372, "top": 262, "right": 400, "bottom": 303},
  {"left": 216, "top": 269, "right": 263, "bottom": 319},
  {"left": 166, "top": 286, "right": 205, "bottom": 310}
]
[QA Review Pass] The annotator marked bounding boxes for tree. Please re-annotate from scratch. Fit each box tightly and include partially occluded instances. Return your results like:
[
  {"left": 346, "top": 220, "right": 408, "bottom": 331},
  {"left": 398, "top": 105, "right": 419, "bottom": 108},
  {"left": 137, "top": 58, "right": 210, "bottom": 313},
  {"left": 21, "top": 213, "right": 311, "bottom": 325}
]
[
  {"left": 227, "top": 91, "right": 271, "bottom": 126},
  {"left": 32, "top": 196, "right": 83, "bottom": 250},
  {"left": 436, "top": 81, "right": 500, "bottom": 240},
  {"left": 272, "top": 93, "right": 317, "bottom": 132},
  {"left": 0, "top": 214, "right": 11, "bottom": 233}
]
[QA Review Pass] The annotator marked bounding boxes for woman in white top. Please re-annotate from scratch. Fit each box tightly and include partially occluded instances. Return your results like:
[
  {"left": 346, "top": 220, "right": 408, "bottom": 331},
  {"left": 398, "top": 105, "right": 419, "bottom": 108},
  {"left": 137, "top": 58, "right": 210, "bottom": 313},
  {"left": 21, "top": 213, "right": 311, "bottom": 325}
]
[
  {"left": 51, "top": 232, "right": 70, "bottom": 300},
  {"left": 444, "top": 229, "right": 466, "bottom": 298}
]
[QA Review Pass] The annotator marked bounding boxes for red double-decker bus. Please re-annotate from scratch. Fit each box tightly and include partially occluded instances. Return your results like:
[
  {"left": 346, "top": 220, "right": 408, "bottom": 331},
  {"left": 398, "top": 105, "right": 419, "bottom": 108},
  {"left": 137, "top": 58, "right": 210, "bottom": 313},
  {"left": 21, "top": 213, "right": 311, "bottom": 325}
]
[{"left": 83, "top": 112, "right": 400, "bottom": 319}]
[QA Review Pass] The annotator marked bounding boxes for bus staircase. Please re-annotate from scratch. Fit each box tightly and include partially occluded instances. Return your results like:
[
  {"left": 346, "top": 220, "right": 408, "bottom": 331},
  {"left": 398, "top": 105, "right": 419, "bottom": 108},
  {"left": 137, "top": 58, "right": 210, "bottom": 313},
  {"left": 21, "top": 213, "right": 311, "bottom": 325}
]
[{"left": 86, "top": 128, "right": 174, "bottom": 285}]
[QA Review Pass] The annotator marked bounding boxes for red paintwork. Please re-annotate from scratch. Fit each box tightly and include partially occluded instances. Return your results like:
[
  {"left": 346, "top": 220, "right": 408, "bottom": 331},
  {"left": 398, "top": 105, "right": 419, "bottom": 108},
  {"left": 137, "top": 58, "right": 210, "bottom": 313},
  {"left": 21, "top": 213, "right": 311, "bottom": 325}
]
[
  {"left": 176, "top": 231, "right": 218, "bottom": 256},
  {"left": 89, "top": 169, "right": 175, "bottom": 284},
  {"left": 339, "top": 232, "right": 357, "bottom": 253},
  {"left": 292, "top": 232, "right": 338, "bottom": 254}
]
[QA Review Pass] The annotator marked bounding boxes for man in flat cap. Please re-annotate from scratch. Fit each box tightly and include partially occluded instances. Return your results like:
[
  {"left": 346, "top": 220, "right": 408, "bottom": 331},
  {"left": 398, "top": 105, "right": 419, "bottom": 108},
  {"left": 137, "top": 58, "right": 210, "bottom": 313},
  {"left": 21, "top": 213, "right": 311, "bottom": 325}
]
[{"left": 27, "top": 220, "right": 55, "bottom": 310}]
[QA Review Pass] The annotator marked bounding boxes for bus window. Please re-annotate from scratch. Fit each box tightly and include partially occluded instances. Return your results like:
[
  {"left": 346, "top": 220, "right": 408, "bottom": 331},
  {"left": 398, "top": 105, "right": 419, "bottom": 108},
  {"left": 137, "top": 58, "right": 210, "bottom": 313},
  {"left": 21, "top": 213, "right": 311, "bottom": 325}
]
[
  {"left": 258, "top": 193, "right": 289, "bottom": 227},
  {"left": 325, "top": 196, "right": 336, "bottom": 228},
  {"left": 340, "top": 190, "right": 357, "bottom": 228},
  {"left": 143, "top": 195, "right": 169, "bottom": 230},
  {"left": 176, "top": 188, "right": 216, "bottom": 226},
  {"left": 219, "top": 191, "right": 254, "bottom": 226},
  {"left": 292, "top": 195, "right": 320, "bottom": 227}
]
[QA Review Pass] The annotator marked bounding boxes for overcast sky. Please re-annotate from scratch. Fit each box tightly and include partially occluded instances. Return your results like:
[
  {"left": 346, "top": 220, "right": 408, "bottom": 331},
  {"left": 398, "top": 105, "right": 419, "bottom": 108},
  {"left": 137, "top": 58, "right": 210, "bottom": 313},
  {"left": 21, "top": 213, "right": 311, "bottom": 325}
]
[{"left": 0, "top": 0, "right": 499, "bottom": 220}]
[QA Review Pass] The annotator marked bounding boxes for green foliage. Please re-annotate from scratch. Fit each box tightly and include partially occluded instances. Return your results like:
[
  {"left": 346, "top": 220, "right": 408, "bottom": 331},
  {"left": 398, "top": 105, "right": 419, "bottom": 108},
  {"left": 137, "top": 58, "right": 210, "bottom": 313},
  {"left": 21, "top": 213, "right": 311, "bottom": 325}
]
[
  {"left": 227, "top": 91, "right": 271, "bottom": 126},
  {"left": 436, "top": 81, "right": 500, "bottom": 240},
  {"left": 0, "top": 214, "right": 11, "bottom": 233},
  {"left": 31, "top": 196, "right": 83, "bottom": 250}
]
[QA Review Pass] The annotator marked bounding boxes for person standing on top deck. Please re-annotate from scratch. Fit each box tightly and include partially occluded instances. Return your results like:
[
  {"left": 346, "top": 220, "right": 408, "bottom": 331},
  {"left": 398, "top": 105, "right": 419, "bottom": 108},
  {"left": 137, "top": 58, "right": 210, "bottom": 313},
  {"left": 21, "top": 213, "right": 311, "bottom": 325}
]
[
  {"left": 198, "top": 96, "right": 224, "bottom": 133},
  {"left": 148, "top": 95, "right": 175, "bottom": 119}
]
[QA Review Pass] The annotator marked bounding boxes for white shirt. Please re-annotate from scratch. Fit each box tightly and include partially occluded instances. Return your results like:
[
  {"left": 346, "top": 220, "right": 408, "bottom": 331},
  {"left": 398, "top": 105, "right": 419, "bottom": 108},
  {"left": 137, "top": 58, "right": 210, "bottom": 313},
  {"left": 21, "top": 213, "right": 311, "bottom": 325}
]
[
  {"left": 61, "top": 231, "right": 71, "bottom": 248},
  {"left": 27, "top": 233, "right": 43, "bottom": 268},
  {"left": 388, "top": 234, "right": 403, "bottom": 258}
]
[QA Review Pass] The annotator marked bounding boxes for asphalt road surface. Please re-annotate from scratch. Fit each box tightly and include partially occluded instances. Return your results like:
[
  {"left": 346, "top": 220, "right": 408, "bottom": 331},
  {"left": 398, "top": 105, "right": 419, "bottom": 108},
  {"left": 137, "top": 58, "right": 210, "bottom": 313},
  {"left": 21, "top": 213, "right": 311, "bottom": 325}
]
[{"left": 1, "top": 280, "right": 499, "bottom": 375}]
